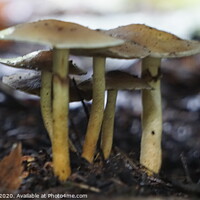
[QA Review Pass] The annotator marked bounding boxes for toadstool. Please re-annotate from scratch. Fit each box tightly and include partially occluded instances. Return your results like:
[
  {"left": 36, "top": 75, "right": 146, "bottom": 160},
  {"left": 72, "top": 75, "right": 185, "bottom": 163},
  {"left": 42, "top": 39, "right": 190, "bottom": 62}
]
[
  {"left": 0, "top": 19, "right": 123, "bottom": 180},
  {"left": 103, "top": 24, "right": 200, "bottom": 174},
  {"left": 72, "top": 37, "right": 149, "bottom": 162}
]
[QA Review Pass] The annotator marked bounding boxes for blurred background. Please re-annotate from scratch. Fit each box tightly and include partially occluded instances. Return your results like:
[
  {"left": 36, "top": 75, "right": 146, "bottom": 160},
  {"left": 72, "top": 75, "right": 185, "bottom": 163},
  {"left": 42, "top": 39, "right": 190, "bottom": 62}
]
[
  {"left": 0, "top": 0, "right": 200, "bottom": 183},
  {"left": 0, "top": 0, "right": 200, "bottom": 38}
]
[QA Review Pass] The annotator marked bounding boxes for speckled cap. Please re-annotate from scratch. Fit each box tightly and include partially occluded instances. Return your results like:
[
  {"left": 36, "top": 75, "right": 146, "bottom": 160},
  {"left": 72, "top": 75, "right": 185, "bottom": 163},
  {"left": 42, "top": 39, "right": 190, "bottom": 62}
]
[
  {"left": 0, "top": 50, "right": 86, "bottom": 74},
  {"left": 0, "top": 19, "right": 124, "bottom": 49},
  {"left": 79, "top": 70, "right": 151, "bottom": 90},
  {"left": 103, "top": 24, "right": 200, "bottom": 58},
  {"left": 2, "top": 72, "right": 92, "bottom": 101}
]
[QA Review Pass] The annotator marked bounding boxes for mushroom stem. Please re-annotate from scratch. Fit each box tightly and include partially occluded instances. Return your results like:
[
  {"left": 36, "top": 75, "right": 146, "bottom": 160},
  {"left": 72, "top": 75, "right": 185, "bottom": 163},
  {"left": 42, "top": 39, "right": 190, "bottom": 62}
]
[
  {"left": 40, "top": 71, "right": 53, "bottom": 139},
  {"left": 101, "top": 89, "right": 118, "bottom": 159},
  {"left": 82, "top": 57, "right": 106, "bottom": 163},
  {"left": 40, "top": 71, "right": 78, "bottom": 154},
  {"left": 52, "top": 48, "right": 71, "bottom": 181},
  {"left": 140, "top": 56, "right": 162, "bottom": 174}
]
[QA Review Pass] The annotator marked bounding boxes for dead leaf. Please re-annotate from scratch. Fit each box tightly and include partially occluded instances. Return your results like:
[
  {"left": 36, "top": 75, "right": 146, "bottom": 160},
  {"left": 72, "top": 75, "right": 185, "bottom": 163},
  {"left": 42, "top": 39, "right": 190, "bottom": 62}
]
[
  {"left": 0, "top": 2, "right": 12, "bottom": 49},
  {"left": 0, "top": 143, "right": 23, "bottom": 192}
]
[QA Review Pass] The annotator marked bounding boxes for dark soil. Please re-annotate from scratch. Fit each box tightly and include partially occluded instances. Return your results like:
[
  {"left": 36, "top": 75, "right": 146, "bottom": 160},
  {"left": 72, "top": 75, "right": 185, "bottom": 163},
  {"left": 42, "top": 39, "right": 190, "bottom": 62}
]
[{"left": 0, "top": 55, "right": 200, "bottom": 200}]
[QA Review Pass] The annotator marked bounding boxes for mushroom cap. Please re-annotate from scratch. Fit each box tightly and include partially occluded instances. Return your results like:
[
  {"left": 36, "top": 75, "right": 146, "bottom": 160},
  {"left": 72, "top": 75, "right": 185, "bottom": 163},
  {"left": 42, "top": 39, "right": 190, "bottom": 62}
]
[
  {"left": 2, "top": 72, "right": 92, "bottom": 101},
  {"left": 71, "top": 29, "right": 150, "bottom": 59},
  {"left": 102, "top": 40, "right": 150, "bottom": 59},
  {"left": 2, "top": 71, "right": 41, "bottom": 95},
  {"left": 0, "top": 50, "right": 86, "bottom": 74},
  {"left": 0, "top": 19, "right": 124, "bottom": 49},
  {"left": 79, "top": 70, "right": 151, "bottom": 90},
  {"left": 103, "top": 24, "right": 200, "bottom": 58},
  {"left": 71, "top": 39, "right": 150, "bottom": 59}
]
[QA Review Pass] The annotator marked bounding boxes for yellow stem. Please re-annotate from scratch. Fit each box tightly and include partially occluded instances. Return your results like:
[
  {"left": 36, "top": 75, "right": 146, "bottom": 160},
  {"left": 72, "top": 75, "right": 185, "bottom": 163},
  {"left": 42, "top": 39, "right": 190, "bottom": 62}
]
[
  {"left": 140, "top": 56, "right": 162, "bottom": 174},
  {"left": 101, "top": 89, "right": 118, "bottom": 159},
  {"left": 40, "top": 70, "right": 76, "bottom": 153},
  {"left": 40, "top": 71, "right": 53, "bottom": 139},
  {"left": 52, "top": 48, "right": 71, "bottom": 181},
  {"left": 82, "top": 57, "right": 106, "bottom": 163}
]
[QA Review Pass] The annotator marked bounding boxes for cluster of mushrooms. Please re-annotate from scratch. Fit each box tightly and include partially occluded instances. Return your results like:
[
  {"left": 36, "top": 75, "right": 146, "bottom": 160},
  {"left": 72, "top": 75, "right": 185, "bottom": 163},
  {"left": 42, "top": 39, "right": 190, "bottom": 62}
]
[{"left": 0, "top": 19, "right": 200, "bottom": 181}]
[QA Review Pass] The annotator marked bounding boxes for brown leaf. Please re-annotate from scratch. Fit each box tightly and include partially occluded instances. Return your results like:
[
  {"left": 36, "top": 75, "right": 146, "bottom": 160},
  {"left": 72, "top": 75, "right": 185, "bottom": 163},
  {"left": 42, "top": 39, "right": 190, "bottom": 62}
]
[{"left": 0, "top": 143, "right": 23, "bottom": 192}]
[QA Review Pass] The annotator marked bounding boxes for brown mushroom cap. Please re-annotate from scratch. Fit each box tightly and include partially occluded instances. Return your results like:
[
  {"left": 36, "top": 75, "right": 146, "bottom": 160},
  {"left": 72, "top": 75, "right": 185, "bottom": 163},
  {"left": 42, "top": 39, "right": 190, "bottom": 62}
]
[
  {"left": 2, "top": 72, "right": 92, "bottom": 101},
  {"left": 103, "top": 24, "right": 200, "bottom": 58},
  {"left": 102, "top": 40, "right": 150, "bottom": 59},
  {"left": 105, "top": 70, "right": 151, "bottom": 89},
  {"left": 0, "top": 19, "right": 124, "bottom": 49},
  {"left": 2, "top": 71, "right": 41, "bottom": 95},
  {"left": 0, "top": 50, "right": 86, "bottom": 74},
  {"left": 71, "top": 40, "right": 150, "bottom": 59},
  {"left": 79, "top": 70, "right": 151, "bottom": 90},
  {"left": 71, "top": 28, "right": 150, "bottom": 59}
]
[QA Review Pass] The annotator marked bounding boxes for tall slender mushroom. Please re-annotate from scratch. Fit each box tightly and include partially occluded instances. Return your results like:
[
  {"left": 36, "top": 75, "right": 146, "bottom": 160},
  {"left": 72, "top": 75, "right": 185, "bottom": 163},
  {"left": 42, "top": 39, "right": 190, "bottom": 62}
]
[
  {"left": 0, "top": 19, "right": 123, "bottom": 180},
  {"left": 72, "top": 38, "right": 149, "bottom": 162},
  {"left": 102, "top": 24, "right": 200, "bottom": 173}
]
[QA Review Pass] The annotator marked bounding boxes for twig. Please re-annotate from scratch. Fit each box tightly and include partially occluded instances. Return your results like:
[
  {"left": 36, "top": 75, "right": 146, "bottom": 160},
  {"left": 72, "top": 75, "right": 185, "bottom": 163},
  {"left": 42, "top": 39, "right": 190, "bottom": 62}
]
[
  {"left": 72, "top": 182, "right": 100, "bottom": 193},
  {"left": 170, "top": 179, "right": 200, "bottom": 195},
  {"left": 69, "top": 116, "right": 82, "bottom": 154},
  {"left": 114, "top": 147, "right": 140, "bottom": 170},
  {"left": 180, "top": 152, "right": 193, "bottom": 184}
]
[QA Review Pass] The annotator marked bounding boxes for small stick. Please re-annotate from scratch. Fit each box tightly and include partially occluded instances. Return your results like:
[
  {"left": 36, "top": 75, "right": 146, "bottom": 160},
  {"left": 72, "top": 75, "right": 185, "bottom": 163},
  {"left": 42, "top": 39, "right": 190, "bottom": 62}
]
[{"left": 180, "top": 153, "right": 193, "bottom": 183}]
